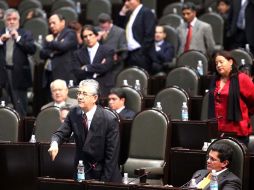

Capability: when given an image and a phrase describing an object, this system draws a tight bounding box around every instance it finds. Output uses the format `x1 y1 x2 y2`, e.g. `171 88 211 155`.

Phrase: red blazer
214 73 254 136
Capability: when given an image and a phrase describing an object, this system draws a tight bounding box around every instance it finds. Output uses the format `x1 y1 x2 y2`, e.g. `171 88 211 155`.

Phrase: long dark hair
213 50 238 78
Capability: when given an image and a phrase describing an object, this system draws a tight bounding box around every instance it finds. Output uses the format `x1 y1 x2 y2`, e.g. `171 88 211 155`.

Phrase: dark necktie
184 24 192 52
82 113 88 137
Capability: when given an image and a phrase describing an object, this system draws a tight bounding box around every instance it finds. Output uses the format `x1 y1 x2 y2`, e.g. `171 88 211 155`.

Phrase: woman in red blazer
208 50 254 145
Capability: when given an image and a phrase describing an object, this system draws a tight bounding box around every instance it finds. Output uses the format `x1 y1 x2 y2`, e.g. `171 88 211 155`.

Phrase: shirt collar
116 106 125 113
187 17 197 27
85 105 97 121
155 40 164 46
132 4 143 16
87 42 99 52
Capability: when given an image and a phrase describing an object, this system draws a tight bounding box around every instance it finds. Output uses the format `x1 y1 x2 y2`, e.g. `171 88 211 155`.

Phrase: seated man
41 79 78 110
190 142 241 189
153 25 174 73
108 88 136 120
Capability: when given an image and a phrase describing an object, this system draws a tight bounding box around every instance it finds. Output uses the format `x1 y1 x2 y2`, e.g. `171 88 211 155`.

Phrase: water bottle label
77 173 85 181
210 183 218 190
182 112 188 121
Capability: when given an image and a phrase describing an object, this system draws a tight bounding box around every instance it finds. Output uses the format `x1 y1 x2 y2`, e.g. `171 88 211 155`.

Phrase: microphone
127 171 151 184
180 173 201 188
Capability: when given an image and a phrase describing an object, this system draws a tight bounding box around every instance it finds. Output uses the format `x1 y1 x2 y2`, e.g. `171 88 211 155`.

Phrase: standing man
48 79 122 182
97 13 128 86
40 14 78 89
73 25 114 97
0 8 36 117
118 0 158 73
177 2 215 55
190 142 241 189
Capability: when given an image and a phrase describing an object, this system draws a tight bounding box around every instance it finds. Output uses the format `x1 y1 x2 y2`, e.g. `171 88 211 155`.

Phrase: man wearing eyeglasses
189 143 241 189
48 79 122 182
73 25 114 97
108 87 136 120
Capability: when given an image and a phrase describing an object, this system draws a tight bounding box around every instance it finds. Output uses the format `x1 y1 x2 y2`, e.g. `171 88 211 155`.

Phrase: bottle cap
79 160 83 164
135 79 140 84
124 173 128 177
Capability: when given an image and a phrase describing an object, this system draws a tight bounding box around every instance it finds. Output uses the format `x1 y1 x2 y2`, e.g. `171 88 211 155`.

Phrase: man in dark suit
40 14 78 88
189 143 241 189
108 87 136 120
73 25 114 97
97 13 128 86
48 79 122 182
118 0 158 74
154 25 174 74
0 8 36 117
245 0 254 55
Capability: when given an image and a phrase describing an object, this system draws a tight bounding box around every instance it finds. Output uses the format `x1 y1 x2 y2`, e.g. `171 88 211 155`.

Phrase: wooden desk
39 143 76 179
0 142 39 190
169 148 206 187
171 120 218 149
37 177 83 190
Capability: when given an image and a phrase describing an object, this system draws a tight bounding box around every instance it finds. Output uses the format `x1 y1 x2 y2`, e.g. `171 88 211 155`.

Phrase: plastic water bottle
122 172 129 184
181 102 188 121
29 134 36 143
134 80 141 91
77 160 85 182
189 178 197 188
210 170 218 190
76 1 81 14
241 59 246 66
123 79 129 86
155 101 162 111
245 43 250 53
197 60 204 76
68 80 74 88
202 142 209 151
0 100 5 107
38 35 43 46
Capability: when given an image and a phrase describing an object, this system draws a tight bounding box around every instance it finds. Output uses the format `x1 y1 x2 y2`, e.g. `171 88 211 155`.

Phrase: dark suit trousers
126 48 151 73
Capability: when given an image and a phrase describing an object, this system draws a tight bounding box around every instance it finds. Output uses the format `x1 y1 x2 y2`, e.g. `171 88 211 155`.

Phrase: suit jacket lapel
91 45 102 64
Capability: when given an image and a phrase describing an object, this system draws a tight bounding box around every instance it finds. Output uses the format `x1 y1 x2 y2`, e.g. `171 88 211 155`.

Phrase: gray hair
4 8 20 21
79 79 99 95
50 79 67 90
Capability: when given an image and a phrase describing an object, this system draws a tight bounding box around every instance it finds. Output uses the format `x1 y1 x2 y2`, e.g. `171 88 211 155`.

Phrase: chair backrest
86 0 112 25
34 106 61 142
207 137 249 190
199 12 224 49
166 67 200 96
121 86 143 113
116 66 149 96
158 14 183 29
0 0 9 10
18 0 42 15
104 107 120 123
200 91 209 120
68 86 78 99
51 0 76 12
142 0 157 14
20 8 47 26
154 86 189 119
176 50 209 75
0 106 20 142
163 25 179 56
23 17 49 40
162 2 183 16
124 109 170 178
53 7 78 22
231 49 253 68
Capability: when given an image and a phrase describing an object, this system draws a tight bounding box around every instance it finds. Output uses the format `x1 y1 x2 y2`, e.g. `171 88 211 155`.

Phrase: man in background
177 2 215 55
108 87 136 120
0 8 36 117
41 79 77 110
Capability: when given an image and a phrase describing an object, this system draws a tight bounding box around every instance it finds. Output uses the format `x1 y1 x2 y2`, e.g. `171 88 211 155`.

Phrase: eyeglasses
207 156 220 162
77 91 95 97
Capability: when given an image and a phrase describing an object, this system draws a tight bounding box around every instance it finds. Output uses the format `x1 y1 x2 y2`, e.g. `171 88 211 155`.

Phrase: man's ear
222 160 229 168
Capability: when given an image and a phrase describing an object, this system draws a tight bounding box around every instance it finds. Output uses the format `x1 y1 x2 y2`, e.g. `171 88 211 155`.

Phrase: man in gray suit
177 2 215 55
41 79 77 110
97 13 127 86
